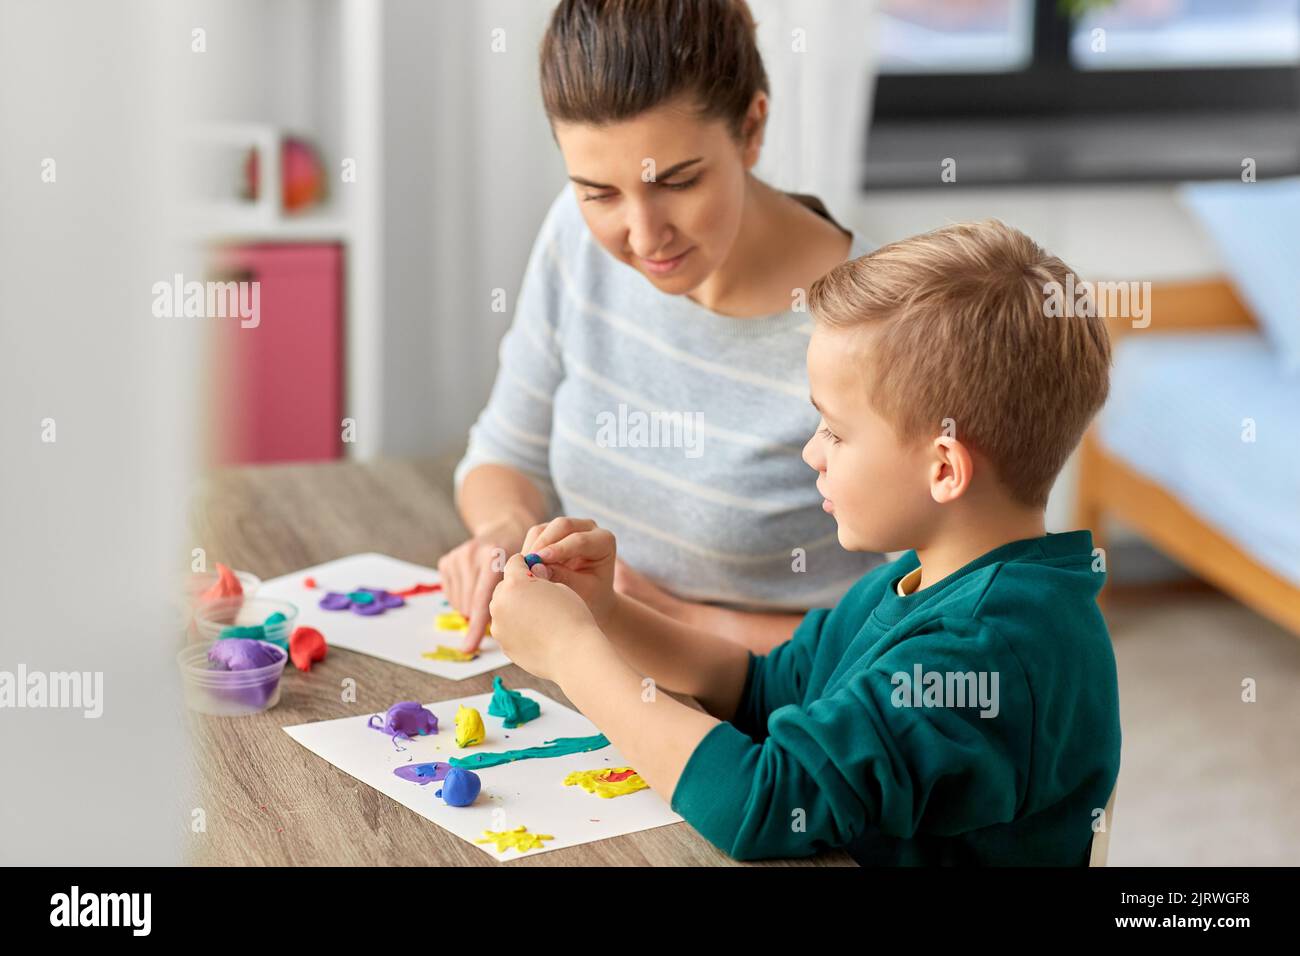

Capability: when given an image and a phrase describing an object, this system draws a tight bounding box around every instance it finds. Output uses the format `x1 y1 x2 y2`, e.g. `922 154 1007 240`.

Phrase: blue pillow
1180 177 1300 374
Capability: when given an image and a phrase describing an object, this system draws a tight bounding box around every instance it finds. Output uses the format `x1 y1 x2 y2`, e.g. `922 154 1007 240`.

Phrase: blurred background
2 0 1296 864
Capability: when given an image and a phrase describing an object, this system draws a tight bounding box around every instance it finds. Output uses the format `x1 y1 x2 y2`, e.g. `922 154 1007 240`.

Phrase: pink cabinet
210 243 343 464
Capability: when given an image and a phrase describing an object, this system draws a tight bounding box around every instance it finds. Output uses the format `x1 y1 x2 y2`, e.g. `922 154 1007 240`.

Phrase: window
867 0 1300 186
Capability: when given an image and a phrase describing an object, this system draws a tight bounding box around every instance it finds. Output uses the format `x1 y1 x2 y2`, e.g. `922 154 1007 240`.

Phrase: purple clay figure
320 588 406 615
369 701 438 742
206 639 285 710
393 762 452 785
358 588 405 610
207 638 282 671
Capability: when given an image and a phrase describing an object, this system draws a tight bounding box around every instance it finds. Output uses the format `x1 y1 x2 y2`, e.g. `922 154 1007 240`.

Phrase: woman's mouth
639 248 692 275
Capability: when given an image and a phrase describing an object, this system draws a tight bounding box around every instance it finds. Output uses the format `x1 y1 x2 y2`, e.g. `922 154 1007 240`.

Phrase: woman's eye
661 175 700 191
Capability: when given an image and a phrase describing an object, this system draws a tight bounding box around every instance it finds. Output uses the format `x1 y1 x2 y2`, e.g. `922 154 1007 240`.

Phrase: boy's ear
929 435 974 505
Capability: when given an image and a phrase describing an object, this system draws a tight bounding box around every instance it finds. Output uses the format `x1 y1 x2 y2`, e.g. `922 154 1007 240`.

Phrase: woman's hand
521 517 618 628
613 558 690 620
437 511 531 653
488 552 602 682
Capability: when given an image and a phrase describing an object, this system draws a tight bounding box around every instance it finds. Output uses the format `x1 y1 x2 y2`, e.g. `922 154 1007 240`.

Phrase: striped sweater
455 186 881 612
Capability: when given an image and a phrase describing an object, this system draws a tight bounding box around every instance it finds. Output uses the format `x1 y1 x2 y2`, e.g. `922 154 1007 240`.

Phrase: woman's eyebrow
569 157 703 190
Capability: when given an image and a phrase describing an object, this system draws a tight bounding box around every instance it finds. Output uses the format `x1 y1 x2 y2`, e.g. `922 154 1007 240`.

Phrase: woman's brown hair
540 0 769 139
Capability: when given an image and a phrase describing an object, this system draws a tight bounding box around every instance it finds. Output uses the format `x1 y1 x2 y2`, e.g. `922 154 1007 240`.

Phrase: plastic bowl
194 597 298 650
178 641 288 716
182 568 262 604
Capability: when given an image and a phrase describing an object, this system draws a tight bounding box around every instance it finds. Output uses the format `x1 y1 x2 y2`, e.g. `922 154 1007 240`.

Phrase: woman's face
552 95 764 296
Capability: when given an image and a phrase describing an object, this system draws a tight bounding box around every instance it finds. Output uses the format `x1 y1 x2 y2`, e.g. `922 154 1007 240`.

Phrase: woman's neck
688 176 843 318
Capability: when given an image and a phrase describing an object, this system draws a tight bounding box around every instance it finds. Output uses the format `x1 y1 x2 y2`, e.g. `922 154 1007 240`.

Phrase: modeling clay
219 624 266 641
487 676 540 728
200 563 243 603
454 705 485 748
524 553 544 569
303 576 317 589
440 768 481 807
392 582 441 597
319 588 406 616
393 761 451 785
449 733 610 770
422 645 477 662
289 626 327 671
435 611 491 636
476 826 553 853
207 638 282 671
369 701 438 739
563 767 648 798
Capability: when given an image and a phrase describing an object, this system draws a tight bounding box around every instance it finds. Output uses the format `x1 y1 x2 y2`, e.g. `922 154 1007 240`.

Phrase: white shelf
183 209 353 244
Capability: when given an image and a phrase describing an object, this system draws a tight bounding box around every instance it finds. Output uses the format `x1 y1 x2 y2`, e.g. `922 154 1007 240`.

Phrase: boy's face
803 326 937 553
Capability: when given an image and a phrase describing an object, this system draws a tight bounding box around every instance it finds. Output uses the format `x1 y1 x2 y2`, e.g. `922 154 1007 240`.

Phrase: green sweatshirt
670 531 1121 865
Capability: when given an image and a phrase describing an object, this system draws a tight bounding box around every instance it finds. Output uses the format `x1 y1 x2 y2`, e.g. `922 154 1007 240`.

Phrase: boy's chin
835 520 895 555
835 523 872 553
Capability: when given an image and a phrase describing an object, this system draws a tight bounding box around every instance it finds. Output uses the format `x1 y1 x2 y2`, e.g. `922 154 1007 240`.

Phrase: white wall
380 0 566 459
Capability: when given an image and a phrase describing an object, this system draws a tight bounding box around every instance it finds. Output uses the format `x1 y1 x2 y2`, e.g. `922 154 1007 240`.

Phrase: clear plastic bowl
178 641 288 716
182 568 262 604
194 597 298 650
177 569 263 642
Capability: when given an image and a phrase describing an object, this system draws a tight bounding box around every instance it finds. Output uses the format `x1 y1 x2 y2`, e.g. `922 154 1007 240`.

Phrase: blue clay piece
441 768 481 807
524 553 543 569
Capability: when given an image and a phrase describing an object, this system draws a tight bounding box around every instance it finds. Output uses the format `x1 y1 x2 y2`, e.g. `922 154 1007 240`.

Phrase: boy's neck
913 507 1047 592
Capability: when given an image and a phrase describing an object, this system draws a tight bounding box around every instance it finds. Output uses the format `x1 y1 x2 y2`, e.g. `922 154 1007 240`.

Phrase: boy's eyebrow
809 394 837 421
569 157 703 190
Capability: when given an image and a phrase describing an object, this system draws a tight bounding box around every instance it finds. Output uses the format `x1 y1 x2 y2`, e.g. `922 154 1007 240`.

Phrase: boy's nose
801 434 822 472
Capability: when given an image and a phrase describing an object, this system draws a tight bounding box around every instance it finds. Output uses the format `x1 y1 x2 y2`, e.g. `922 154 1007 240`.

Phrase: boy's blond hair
808 220 1111 509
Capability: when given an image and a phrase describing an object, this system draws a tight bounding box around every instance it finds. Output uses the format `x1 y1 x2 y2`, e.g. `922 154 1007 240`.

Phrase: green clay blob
449 733 610 770
486 676 541 728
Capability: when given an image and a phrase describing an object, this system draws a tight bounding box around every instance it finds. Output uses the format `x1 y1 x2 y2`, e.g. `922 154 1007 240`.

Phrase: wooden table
187 457 854 866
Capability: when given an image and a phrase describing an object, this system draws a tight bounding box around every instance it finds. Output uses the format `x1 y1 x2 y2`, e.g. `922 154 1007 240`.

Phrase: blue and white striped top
455 186 881 612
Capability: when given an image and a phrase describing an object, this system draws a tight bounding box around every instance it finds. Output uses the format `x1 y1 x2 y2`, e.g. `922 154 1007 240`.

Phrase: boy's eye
818 424 840 445
582 191 616 203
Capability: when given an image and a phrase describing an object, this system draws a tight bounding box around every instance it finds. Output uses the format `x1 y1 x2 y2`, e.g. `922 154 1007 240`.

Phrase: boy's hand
521 517 618 628
488 552 601 682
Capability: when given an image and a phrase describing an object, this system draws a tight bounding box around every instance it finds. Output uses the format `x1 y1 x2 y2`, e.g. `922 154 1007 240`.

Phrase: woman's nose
625 201 670 258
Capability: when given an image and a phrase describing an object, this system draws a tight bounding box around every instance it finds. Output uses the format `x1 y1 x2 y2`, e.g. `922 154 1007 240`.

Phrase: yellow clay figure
422 644 477 662
455 705 485 748
476 826 554 853
436 612 489 635
562 767 648 799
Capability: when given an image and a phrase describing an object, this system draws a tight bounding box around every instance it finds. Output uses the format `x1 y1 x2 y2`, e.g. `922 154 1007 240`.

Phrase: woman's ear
929 435 974 505
740 90 768 169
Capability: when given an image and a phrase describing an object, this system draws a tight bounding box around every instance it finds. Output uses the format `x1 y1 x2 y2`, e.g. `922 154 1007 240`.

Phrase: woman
442 0 881 654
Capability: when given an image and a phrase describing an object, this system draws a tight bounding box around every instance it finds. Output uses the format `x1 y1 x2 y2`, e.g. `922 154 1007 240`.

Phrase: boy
487 220 1121 865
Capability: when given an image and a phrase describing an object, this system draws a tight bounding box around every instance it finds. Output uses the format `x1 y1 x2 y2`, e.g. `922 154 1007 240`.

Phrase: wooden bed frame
1074 279 1300 638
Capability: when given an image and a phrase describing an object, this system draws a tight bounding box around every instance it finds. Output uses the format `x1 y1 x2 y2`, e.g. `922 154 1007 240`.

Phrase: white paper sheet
257 552 510 679
283 690 683 860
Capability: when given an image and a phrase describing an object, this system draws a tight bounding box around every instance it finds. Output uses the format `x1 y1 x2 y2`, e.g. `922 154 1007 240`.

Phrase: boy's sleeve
730 608 829 740
672 617 1033 861
452 190 571 517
